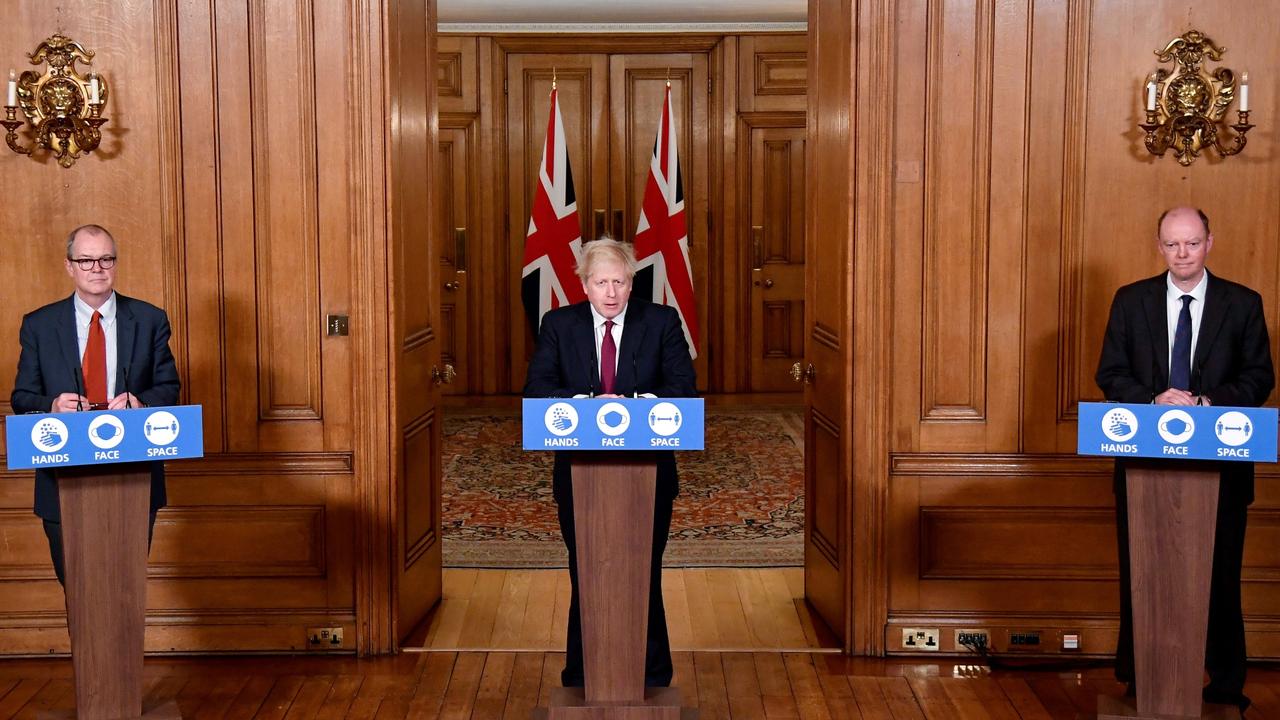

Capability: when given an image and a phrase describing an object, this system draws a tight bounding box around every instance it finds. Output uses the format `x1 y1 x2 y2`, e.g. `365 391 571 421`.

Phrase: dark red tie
600 319 616 395
83 310 107 405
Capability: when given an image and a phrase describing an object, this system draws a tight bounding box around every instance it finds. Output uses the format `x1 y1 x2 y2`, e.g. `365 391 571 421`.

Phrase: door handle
444 281 460 292
762 278 774 289
790 362 815 385
432 364 457 385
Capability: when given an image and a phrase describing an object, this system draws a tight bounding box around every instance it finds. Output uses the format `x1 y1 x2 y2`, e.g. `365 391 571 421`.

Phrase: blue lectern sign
523 398 704 451
1077 402 1277 463
6 405 204 470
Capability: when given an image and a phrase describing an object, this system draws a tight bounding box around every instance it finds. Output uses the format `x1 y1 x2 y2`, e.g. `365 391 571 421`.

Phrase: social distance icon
143 411 181 446
1215 411 1253 447
648 402 683 436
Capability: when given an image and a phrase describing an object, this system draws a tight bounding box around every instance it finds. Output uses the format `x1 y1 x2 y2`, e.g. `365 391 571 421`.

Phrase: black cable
958 637 1112 672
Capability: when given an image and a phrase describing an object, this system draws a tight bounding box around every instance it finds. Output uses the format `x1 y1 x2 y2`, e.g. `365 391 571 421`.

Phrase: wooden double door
504 51 710 390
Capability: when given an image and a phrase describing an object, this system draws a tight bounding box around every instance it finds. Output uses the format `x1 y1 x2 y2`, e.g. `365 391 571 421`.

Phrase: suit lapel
1141 275 1169 387
115 295 137 394
57 296 82 380
1194 272 1229 375
615 302 649 395
571 304 599 394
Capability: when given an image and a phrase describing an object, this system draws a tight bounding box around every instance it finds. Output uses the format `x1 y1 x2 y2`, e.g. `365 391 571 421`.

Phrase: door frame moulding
848 0 897 656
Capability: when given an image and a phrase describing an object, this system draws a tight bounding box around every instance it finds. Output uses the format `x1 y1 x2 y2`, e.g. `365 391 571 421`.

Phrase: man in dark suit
11 224 181 586
523 237 696 688
1096 207 1274 711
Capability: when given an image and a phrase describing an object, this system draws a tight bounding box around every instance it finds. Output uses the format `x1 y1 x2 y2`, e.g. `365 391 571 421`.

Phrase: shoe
1202 687 1250 713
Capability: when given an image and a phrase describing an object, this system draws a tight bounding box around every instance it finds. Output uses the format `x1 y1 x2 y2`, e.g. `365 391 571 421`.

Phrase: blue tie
1169 294 1193 390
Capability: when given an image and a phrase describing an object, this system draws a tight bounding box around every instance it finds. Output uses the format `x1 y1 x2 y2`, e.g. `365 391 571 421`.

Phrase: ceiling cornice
438 21 807 34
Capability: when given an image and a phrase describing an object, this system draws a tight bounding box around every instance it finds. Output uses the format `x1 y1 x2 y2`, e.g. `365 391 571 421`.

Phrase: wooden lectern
53 463 178 720
542 453 694 720
1097 461 1239 720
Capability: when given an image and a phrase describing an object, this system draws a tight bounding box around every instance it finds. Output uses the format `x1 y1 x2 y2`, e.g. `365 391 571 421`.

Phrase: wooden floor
407 568 839 651
3 652 1279 719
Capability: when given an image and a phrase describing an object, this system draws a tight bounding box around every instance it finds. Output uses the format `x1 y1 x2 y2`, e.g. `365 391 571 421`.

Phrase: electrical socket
901 627 940 652
306 626 344 649
1061 630 1081 651
1009 631 1042 648
954 628 990 650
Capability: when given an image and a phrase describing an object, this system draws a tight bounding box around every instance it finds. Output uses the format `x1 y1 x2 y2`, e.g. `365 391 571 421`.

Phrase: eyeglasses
69 256 117 270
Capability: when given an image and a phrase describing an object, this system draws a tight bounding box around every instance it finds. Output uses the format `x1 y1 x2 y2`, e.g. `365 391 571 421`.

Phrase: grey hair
65 224 117 258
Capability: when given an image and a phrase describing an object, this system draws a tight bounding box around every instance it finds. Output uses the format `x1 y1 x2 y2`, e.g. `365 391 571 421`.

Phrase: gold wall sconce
4 34 110 169
1139 30 1252 166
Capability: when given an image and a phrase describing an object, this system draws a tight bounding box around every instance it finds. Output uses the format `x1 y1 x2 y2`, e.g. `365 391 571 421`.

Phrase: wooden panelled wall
432 33 809 395
869 0 1280 657
0 0 413 655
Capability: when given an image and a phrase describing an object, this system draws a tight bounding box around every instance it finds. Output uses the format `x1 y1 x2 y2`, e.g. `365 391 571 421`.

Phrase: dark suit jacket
1095 270 1275 503
11 293 181 521
523 298 697 500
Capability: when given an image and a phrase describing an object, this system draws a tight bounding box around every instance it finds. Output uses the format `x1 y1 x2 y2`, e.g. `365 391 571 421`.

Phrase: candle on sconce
1240 71 1249 112
89 74 100 105
6 69 15 107
1145 75 1157 112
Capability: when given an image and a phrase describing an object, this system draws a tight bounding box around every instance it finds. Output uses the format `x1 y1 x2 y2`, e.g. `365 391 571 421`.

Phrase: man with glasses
11 224 180 586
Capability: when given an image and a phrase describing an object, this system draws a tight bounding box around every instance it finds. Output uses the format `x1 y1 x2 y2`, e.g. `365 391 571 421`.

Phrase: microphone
72 364 85 412
589 342 601 398
632 353 639 399
122 365 133 409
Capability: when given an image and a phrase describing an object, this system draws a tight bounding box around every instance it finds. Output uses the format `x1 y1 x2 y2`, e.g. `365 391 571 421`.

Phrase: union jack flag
521 87 585 333
633 84 699 357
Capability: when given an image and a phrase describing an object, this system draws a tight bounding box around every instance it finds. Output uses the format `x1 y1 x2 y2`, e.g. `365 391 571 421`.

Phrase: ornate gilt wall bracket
3 34 110 169
1139 30 1253 166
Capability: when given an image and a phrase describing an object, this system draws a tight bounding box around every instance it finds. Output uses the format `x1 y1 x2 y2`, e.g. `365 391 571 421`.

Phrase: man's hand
1154 388 1196 405
107 392 143 410
50 393 90 413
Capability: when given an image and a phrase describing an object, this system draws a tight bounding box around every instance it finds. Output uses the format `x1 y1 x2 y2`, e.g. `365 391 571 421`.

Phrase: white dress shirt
73 291 118 399
1166 271 1207 374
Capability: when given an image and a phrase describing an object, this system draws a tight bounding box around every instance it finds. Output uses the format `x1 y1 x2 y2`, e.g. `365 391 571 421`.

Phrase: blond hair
576 236 637 282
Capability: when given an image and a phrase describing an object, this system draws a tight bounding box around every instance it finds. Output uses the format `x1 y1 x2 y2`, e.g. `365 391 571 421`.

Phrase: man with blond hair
524 237 696 689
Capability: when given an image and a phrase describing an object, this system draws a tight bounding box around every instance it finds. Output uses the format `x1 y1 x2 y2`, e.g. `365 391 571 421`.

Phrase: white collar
73 291 117 324
589 303 628 329
1166 271 1208 304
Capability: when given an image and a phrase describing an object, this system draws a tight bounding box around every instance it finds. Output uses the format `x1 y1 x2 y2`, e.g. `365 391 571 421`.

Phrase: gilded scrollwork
1140 30 1252 166
3 34 110 168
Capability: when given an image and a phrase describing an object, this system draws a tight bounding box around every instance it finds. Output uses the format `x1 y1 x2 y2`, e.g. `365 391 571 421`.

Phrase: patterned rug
442 406 804 568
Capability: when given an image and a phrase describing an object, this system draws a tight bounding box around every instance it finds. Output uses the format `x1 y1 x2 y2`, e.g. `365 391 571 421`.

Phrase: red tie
600 320 616 395
83 311 107 405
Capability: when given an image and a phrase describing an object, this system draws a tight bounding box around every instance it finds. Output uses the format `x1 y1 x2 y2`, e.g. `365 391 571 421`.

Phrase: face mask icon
1157 409 1195 444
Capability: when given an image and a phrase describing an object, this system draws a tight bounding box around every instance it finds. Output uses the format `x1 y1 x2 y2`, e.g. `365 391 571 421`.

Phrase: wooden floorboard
409 567 836 652
3 654 1279 719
